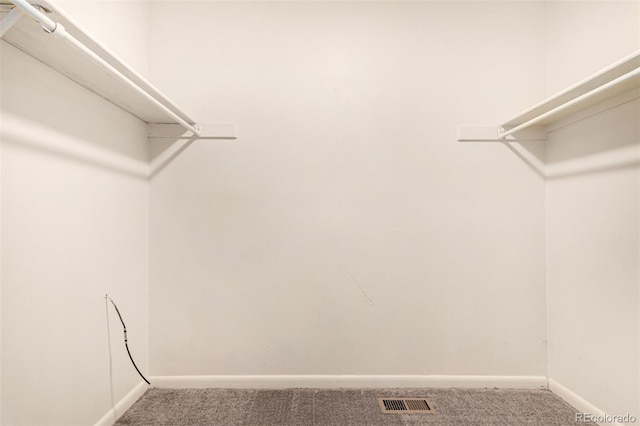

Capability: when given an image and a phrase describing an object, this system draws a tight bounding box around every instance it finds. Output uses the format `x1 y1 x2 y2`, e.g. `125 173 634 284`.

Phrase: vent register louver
377 398 433 413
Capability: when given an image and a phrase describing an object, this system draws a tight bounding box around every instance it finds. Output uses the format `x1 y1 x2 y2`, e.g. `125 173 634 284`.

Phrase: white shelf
0 0 200 130
458 49 640 142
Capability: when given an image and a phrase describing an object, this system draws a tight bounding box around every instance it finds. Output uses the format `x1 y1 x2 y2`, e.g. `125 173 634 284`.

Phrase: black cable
107 295 151 385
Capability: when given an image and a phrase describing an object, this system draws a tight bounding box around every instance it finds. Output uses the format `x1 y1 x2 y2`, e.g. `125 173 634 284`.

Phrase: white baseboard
549 379 627 426
95 381 149 426
149 375 548 390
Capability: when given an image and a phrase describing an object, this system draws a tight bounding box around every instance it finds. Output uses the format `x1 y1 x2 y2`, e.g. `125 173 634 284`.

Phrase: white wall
148 1 548 378
545 1 640 423
0 2 150 424
5 1 638 424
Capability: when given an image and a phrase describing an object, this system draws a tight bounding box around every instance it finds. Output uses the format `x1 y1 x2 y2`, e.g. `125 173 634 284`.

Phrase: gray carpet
115 388 592 425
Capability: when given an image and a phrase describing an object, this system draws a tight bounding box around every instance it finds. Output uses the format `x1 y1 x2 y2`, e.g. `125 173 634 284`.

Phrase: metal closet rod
9 0 202 137
499 66 640 140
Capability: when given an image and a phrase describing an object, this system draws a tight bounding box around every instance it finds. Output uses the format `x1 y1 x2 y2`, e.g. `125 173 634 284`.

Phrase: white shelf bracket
0 7 24 38
147 123 237 140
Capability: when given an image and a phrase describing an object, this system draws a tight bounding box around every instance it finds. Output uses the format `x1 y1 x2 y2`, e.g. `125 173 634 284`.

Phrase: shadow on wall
148 138 196 179
0 116 237 182
501 141 546 179
1 113 148 180
1 43 148 165
499 98 639 181
545 98 640 180
148 136 238 179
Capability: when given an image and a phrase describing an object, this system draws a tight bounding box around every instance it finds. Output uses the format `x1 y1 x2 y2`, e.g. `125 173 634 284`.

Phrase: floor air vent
377 397 433 413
